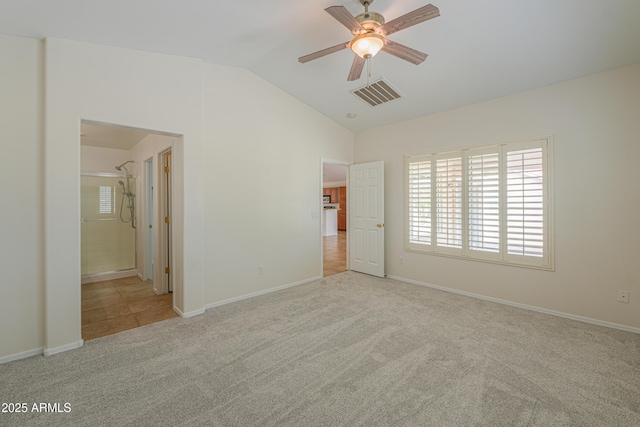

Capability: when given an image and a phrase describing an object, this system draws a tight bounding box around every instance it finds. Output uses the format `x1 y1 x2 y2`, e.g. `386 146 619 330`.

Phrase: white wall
0 35 43 361
355 63 640 330
202 63 353 304
43 38 204 353
81 146 131 174
0 35 353 361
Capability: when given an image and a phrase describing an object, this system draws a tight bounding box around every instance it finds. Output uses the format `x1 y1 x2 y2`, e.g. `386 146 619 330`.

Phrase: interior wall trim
0 347 44 365
204 276 322 311
388 275 640 335
43 340 84 357
173 306 205 319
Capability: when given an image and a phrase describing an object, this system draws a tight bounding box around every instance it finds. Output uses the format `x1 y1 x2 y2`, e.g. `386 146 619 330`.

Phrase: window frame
404 136 554 270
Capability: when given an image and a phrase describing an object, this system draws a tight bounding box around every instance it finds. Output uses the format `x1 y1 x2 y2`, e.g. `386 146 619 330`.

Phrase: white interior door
349 161 384 277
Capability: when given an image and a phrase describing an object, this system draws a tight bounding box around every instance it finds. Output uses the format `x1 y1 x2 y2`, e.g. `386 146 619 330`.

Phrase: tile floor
81 276 178 340
323 230 347 277
83 234 345 340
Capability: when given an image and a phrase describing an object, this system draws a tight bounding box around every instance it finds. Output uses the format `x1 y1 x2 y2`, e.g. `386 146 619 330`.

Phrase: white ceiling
323 163 348 183
3 0 640 132
81 122 149 150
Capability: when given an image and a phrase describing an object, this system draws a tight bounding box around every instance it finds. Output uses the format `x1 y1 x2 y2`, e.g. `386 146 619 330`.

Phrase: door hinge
164 166 170 173
165 267 170 274
149 224 152 229
165 217 170 224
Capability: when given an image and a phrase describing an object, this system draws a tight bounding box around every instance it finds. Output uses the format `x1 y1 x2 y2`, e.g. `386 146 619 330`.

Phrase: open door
349 161 384 277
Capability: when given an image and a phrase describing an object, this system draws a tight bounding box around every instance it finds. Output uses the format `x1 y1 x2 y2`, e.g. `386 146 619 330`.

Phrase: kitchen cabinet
323 186 347 231
331 187 339 203
322 188 330 201
338 186 347 231
322 187 338 203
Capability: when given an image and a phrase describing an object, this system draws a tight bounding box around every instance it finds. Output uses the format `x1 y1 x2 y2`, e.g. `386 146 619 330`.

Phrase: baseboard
0 347 44 365
81 269 138 284
204 276 322 311
43 340 84 357
173 306 205 318
387 275 640 335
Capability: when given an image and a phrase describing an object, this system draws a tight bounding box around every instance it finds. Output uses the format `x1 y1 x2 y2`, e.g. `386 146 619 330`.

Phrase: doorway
80 120 179 340
322 161 348 277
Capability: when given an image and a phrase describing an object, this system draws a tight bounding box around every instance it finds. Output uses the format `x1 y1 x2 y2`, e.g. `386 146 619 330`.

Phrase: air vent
351 78 403 107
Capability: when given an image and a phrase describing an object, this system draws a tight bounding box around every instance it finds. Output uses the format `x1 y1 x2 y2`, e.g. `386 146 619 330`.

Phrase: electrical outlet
618 290 629 303
259 265 265 275
399 257 404 264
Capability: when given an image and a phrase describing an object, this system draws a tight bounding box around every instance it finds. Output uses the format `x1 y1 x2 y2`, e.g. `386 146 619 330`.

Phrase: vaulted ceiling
2 0 640 132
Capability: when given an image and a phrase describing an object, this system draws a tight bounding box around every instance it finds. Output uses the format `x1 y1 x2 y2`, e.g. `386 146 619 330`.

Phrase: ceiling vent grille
351 79 403 107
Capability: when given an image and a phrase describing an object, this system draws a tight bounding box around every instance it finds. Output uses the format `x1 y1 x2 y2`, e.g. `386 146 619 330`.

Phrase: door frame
143 157 154 281
156 148 173 294
320 158 351 276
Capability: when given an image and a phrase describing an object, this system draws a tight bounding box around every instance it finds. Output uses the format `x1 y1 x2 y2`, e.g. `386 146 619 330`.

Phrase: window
99 185 116 214
405 137 553 269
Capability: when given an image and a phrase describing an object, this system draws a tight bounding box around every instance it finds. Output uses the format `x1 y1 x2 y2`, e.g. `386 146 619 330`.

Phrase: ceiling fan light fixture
350 33 385 58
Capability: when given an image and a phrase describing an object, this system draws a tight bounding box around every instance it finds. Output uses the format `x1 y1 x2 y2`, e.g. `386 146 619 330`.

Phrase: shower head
115 160 134 172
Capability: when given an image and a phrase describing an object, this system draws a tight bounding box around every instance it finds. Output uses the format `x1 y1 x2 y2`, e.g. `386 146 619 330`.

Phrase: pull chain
366 56 372 87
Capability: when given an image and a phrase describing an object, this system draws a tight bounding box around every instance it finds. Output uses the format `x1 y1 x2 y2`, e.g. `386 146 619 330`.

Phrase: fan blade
325 6 364 35
381 40 428 65
347 55 366 81
377 4 440 36
298 42 349 63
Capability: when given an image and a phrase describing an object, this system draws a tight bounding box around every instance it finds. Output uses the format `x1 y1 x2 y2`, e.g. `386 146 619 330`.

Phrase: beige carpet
2 272 639 426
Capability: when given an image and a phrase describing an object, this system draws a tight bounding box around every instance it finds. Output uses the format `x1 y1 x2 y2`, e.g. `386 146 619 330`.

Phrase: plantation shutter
435 153 463 254
404 137 552 270
505 140 549 267
99 185 116 215
467 148 500 259
406 155 432 250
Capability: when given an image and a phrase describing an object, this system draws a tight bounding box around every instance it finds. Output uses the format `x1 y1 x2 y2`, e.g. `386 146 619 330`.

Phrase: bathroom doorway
80 120 179 340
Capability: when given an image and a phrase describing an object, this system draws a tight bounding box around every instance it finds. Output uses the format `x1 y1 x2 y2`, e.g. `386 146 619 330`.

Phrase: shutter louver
436 156 463 250
468 151 500 253
407 157 432 246
506 147 544 258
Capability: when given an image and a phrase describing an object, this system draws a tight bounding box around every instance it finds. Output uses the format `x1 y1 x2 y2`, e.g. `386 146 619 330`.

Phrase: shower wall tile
81 176 136 276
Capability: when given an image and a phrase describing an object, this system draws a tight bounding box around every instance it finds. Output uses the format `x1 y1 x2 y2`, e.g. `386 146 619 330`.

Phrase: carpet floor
2 272 639 426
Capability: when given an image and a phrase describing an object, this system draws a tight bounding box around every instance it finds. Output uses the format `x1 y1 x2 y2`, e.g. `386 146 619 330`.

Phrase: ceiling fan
298 0 440 81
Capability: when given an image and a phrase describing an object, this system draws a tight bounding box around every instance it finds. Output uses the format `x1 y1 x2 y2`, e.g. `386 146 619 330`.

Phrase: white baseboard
388 275 640 335
43 340 84 357
0 347 44 365
81 269 138 284
174 306 205 318
204 276 322 311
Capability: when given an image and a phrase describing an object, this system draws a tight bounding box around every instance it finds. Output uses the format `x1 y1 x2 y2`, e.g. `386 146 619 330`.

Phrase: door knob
376 224 383 228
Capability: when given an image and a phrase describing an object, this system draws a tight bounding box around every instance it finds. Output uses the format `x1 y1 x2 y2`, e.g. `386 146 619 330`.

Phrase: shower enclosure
81 170 137 282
